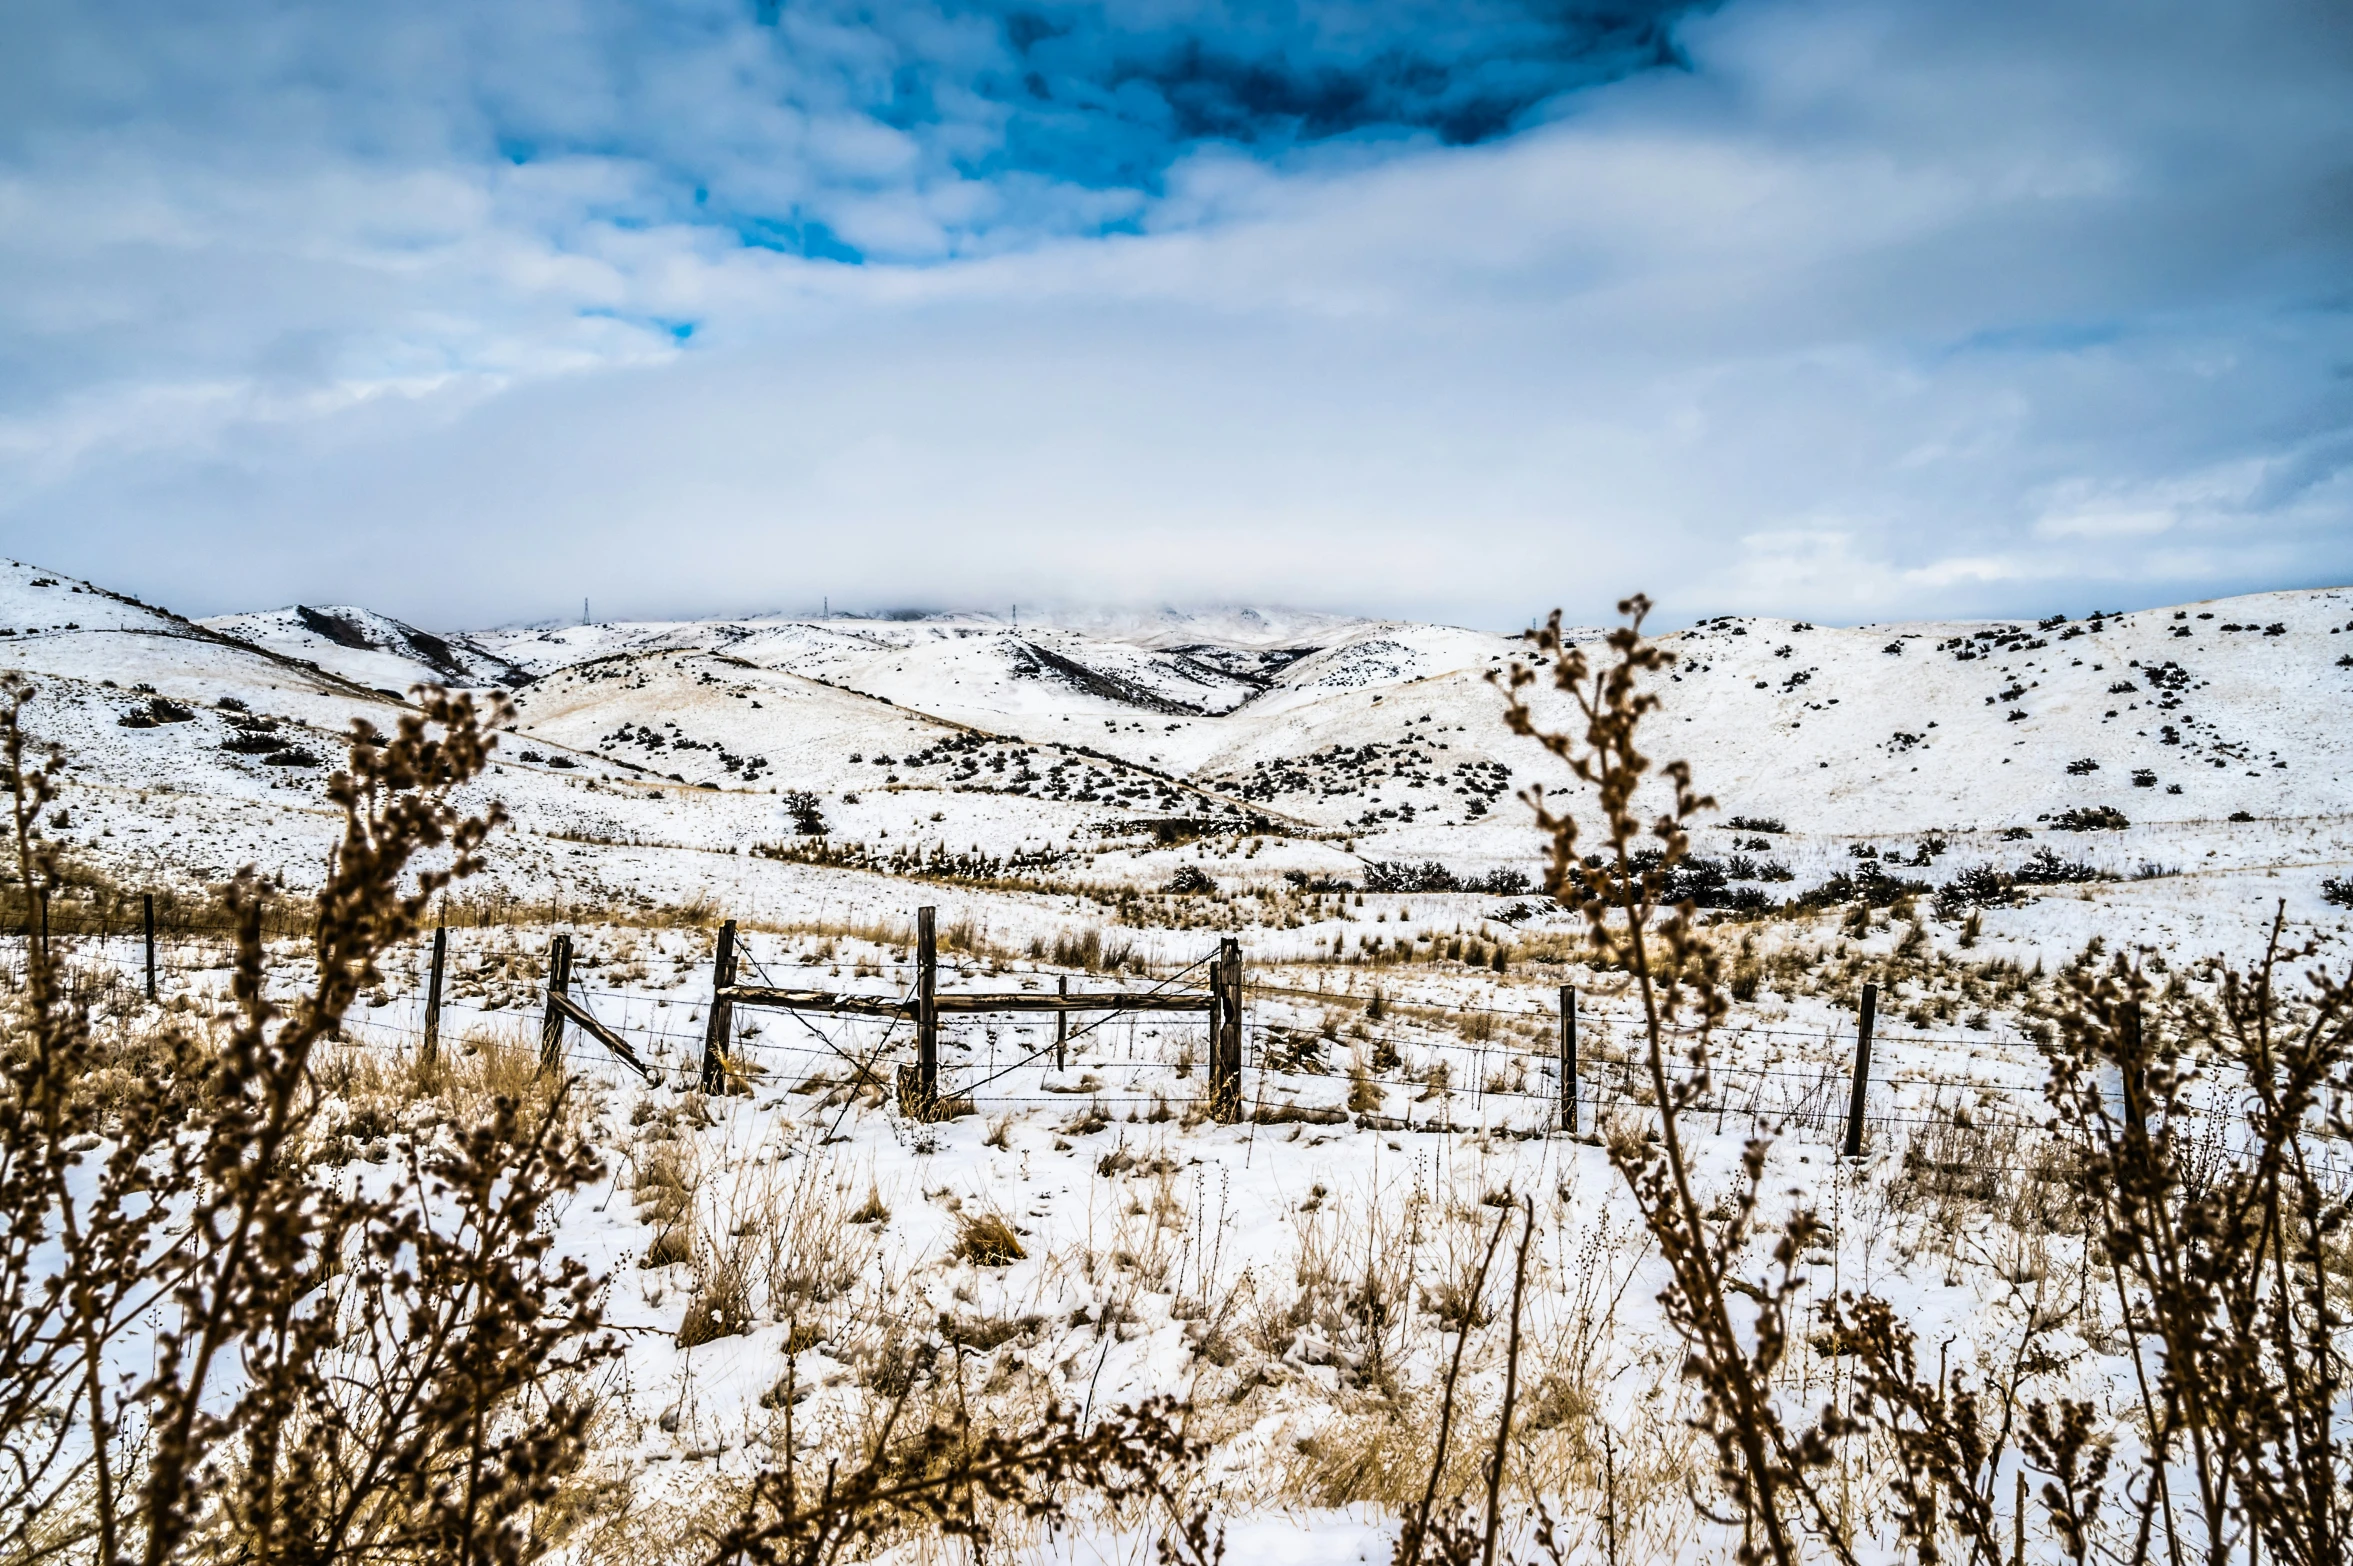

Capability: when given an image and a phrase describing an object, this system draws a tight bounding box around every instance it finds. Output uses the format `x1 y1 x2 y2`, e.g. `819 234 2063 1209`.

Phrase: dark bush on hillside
2051 805 2130 831
1604 850 1788 910
1363 860 1459 893
782 790 828 835
1932 864 2017 918
1792 864 1931 911
2322 877 2353 909
116 696 195 728
1725 815 1787 833
2014 846 2103 885
1470 866 1532 895
2065 758 2100 775
2230 809 2256 822
1662 855 1731 906
1280 869 1358 893
1164 864 1216 895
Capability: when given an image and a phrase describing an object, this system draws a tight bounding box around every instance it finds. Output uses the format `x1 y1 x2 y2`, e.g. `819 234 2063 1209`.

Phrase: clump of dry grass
954 1210 1027 1266
417 1022 575 1127
631 1137 698 1270
677 1224 758 1347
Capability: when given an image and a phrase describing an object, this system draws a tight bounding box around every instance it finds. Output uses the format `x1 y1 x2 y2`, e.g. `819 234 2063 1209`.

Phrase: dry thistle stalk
1 680 620 1566
1496 601 1855 1566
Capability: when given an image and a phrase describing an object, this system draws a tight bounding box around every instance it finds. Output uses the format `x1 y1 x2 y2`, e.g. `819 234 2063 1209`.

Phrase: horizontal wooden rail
716 984 1212 1016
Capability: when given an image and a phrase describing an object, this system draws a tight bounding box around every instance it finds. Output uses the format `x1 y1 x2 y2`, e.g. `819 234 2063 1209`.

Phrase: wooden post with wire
1843 981 1878 1158
1204 951 1223 1107
1055 974 1068 1070
539 932 573 1071
701 918 738 1094
422 924 447 1066
1208 936 1243 1121
1560 985 1577 1134
2119 1000 2147 1139
896 906 938 1116
143 892 157 1002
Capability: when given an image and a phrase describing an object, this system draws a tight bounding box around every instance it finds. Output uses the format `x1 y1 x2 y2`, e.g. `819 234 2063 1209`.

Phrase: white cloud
0 0 2346 628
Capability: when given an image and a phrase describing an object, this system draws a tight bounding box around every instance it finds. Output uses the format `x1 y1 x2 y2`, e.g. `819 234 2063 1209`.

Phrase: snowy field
8 555 2353 1562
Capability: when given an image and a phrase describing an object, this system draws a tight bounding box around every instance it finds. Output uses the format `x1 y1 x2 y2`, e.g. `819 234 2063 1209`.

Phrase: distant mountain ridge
200 604 535 694
5 552 2352 930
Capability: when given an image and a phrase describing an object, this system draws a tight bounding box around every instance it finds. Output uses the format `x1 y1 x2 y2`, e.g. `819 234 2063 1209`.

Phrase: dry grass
677 1220 758 1347
756 1147 866 1313
954 1210 1027 1266
420 1023 574 1123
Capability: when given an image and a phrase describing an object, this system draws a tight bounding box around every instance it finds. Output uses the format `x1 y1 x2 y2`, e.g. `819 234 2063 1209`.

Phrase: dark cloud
0 0 1701 262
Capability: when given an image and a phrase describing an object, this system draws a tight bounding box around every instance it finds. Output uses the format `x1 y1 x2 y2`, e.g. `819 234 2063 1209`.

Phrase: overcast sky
3 0 2348 632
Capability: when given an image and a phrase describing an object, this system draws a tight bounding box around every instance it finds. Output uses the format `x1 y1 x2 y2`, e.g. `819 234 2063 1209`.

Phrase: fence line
24 922 2325 1158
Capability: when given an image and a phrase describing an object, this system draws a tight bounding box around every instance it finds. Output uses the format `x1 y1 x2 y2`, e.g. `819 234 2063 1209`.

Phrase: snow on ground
11 554 2353 1560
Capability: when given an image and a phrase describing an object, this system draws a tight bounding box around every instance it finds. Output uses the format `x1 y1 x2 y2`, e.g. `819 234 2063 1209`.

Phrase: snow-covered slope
201 605 533 694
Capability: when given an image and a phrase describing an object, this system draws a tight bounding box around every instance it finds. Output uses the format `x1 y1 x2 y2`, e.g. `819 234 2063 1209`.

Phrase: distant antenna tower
583 597 589 625
1013 603 1018 629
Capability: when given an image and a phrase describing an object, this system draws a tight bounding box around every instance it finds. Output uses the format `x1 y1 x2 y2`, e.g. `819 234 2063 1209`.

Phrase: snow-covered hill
202 604 534 694
5 554 2352 945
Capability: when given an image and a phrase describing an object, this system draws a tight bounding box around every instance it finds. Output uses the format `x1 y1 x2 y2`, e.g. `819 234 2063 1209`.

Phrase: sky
1 0 2349 633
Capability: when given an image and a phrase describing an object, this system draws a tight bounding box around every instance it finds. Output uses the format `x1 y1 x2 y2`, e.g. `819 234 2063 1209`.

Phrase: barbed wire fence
21 905 2343 1182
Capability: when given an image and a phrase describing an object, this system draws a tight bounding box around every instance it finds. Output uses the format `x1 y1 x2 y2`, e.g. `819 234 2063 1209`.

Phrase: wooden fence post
422 924 447 1066
1211 936 1242 1121
1843 981 1878 1158
701 919 738 1094
1561 985 1577 1134
1205 954 1223 1107
539 932 572 1072
143 892 156 1001
1055 974 1068 1071
1228 939 1245 1113
916 907 938 1107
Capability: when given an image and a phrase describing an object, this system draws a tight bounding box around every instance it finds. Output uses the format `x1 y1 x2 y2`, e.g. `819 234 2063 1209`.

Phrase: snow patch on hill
202 605 534 694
